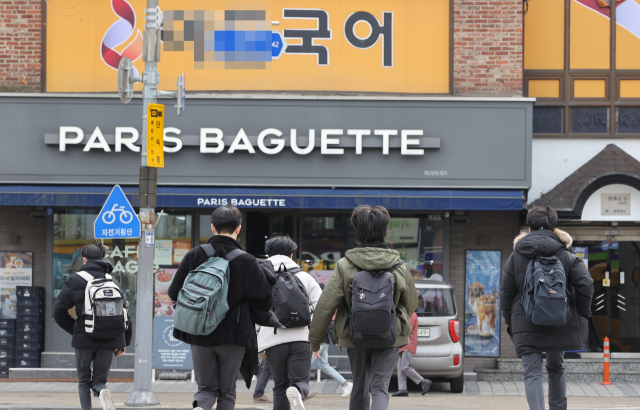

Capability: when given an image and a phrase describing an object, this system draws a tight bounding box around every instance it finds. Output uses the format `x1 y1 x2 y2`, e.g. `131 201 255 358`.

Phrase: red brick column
0 0 42 92
453 0 523 96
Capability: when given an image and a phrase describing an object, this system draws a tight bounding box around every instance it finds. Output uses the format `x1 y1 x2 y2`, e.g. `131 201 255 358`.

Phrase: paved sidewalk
0 380 639 397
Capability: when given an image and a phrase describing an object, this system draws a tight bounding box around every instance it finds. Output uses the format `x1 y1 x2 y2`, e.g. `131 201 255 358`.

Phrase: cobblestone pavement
0 380 639 397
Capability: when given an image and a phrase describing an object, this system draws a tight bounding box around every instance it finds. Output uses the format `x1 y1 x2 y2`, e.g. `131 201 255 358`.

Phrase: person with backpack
257 234 322 410
501 206 594 410
309 205 419 410
54 241 132 410
392 311 431 397
168 205 273 410
312 283 353 398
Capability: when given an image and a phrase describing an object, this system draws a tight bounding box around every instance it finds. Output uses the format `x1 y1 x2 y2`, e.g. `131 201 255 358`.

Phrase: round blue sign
600 241 610 251
46 207 54 216
611 241 619 250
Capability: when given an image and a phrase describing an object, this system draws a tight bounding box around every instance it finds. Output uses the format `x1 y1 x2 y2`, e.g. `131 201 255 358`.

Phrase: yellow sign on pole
147 103 164 168
603 278 611 287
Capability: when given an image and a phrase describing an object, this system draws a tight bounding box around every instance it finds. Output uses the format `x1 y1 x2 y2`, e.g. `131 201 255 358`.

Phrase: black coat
501 229 594 357
168 235 273 350
54 258 132 350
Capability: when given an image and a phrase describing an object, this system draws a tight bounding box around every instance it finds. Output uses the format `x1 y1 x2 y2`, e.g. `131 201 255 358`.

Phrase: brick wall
448 211 522 371
0 207 47 288
0 0 42 92
453 0 523 96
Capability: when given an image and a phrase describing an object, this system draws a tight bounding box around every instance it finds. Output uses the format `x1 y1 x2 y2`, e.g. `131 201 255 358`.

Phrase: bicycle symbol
6 257 23 269
102 204 134 225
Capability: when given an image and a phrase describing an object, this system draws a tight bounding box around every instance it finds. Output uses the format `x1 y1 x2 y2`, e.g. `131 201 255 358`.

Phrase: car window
416 288 455 317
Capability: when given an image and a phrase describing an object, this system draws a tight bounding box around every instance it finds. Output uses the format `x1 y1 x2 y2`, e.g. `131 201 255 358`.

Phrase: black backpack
272 264 311 332
349 260 403 348
521 251 572 326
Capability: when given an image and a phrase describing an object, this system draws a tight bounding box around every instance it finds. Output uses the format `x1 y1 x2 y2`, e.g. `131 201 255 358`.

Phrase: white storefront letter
347 129 370 155
115 127 140 152
59 126 84 152
83 126 111 152
321 129 344 155
401 130 424 155
257 128 284 154
164 127 183 153
374 129 398 155
291 129 315 155
228 128 256 154
200 128 224 153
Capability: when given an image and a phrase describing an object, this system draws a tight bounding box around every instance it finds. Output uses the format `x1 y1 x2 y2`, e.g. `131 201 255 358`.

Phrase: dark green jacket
308 245 419 352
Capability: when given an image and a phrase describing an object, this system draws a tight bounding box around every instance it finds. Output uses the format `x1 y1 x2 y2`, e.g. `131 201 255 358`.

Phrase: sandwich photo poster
464 250 501 357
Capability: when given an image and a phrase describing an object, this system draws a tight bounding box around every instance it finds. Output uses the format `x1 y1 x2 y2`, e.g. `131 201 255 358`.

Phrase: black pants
266 341 311 410
253 358 272 399
191 344 245 410
75 348 114 410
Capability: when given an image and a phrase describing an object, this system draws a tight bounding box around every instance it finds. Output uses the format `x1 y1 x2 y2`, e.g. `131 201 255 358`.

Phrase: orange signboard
46 0 450 94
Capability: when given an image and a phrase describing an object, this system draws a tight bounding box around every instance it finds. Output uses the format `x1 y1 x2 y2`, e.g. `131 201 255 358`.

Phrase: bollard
601 337 612 385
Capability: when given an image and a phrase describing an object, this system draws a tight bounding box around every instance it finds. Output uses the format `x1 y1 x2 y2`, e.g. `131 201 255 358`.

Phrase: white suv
395 280 464 393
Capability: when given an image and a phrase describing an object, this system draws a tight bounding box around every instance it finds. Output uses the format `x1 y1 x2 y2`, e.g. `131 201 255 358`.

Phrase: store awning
0 185 524 211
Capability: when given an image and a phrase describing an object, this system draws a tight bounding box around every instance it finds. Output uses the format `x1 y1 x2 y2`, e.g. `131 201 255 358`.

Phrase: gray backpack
522 252 572 326
349 260 403 348
174 245 244 336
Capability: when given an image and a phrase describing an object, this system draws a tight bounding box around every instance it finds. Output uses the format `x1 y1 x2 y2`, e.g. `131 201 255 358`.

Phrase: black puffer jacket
54 258 132 350
501 229 594 357
168 235 273 350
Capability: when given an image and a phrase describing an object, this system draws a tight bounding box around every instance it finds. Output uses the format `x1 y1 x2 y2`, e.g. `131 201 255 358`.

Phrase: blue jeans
313 342 346 385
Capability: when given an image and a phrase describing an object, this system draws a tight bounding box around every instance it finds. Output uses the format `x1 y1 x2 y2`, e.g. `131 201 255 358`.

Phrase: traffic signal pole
126 0 160 406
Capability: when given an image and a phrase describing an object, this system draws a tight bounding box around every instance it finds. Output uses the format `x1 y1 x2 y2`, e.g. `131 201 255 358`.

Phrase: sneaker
286 386 305 410
98 389 116 410
253 395 272 403
392 389 409 397
341 382 353 398
252 375 258 382
303 391 317 402
192 400 203 410
420 379 433 395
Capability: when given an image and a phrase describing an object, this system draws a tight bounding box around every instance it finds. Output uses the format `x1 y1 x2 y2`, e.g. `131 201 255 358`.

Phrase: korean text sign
46 0 450 94
464 250 501 357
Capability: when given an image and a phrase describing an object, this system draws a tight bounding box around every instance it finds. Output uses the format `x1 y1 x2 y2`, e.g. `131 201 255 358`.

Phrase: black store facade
0 94 533 370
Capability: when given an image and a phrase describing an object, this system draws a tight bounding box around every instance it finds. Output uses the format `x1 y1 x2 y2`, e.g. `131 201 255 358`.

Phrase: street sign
147 103 164 168
145 231 155 247
272 30 287 60
604 230 618 236
600 241 610 251
611 241 619 250
603 278 611 287
94 185 141 239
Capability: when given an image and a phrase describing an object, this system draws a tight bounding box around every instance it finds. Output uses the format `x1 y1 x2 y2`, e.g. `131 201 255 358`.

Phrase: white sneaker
252 375 258 381
341 382 353 398
98 389 116 410
286 386 305 410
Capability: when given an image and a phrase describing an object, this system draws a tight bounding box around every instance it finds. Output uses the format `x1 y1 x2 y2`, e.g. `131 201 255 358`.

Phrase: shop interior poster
154 240 173 266
0 252 33 319
464 250 501 357
155 268 176 317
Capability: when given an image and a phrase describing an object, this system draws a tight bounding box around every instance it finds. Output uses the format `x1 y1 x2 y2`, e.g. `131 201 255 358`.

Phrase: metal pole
606 246 611 339
126 0 160 406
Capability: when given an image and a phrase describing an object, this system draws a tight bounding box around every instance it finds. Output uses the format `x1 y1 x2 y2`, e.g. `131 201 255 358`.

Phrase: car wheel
450 374 464 393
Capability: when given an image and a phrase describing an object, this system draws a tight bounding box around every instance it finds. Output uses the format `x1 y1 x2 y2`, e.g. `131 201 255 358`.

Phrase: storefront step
476 368 640 383
40 352 135 369
9 368 134 379
495 358 640 373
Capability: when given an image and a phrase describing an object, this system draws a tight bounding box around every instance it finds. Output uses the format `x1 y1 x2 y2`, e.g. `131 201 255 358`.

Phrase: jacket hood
80 258 114 274
268 254 300 272
345 247 400 271
513 228 573 258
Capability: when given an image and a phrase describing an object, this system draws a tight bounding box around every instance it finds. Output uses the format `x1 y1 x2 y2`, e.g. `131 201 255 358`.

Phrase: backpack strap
75 271 94 283
201 244 215 258
225 248 246 263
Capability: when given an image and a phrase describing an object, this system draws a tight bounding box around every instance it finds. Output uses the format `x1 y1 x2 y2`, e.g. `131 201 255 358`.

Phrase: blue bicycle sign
94 185 141 239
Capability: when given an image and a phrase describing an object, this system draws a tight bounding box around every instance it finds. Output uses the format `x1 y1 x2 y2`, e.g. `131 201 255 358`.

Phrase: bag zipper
189 280 216 291
177 301 204 311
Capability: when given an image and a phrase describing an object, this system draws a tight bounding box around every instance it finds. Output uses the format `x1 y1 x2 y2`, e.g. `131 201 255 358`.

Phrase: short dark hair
82 241 106 260
350 205 391 243
211 205 242 234
265 233 298 257
526 206 558 230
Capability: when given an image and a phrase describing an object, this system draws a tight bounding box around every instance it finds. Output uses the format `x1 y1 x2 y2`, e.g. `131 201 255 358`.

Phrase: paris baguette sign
44 126 441 155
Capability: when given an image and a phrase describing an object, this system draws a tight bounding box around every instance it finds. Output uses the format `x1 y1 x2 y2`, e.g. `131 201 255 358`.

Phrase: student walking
501 206 594 410
168 205 273 410
312 283 353 398
54 241 132 410
392 311 431 396
257 234 322 410
309 205 419 410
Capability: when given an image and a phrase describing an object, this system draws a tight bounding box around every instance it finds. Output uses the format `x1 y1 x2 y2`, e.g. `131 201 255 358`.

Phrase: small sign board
604 230 618 236
601 193 630 216
152 316 193 370
603 278 611 287
94 186 141 239
145 231 155 247
147 103 165 168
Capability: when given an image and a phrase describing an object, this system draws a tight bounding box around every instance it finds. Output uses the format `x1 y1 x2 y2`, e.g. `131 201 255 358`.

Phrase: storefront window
299 214 444 283
53 211 192 318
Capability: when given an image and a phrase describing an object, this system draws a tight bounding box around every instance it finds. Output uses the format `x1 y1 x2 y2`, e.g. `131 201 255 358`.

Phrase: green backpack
174 245 244 336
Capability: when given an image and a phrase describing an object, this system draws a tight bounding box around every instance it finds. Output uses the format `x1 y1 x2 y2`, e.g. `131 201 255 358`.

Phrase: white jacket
257 255 322 352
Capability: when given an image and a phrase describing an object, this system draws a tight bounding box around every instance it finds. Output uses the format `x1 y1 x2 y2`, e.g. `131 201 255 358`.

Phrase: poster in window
152 316 193 370
464 250 501 357
154 240 173 266
173 240 191 264
0 252 33 319
155 268 177 317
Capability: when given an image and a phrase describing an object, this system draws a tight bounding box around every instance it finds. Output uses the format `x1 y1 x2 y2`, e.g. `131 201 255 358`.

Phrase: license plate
417 328 430 337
